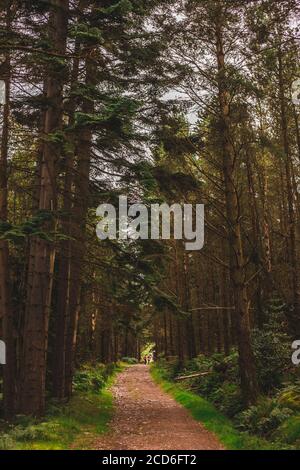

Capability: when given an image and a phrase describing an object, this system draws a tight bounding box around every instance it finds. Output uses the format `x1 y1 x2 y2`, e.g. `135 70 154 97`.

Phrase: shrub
121 357 138 364
0 433 15 450
154 358 182 380
252 302 291 393
277 382 300 412
236 398 293 436
210 382 244 418
156 352 242 419
275 415 300 445
0 421 64 449
11 422 61 442
183 352 240 404
73 364 110 392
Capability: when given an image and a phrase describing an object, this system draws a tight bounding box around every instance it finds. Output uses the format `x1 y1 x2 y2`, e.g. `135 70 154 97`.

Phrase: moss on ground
0 363 124 450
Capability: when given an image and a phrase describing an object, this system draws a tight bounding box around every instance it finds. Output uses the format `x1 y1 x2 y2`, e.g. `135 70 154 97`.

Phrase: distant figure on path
142 352 154 365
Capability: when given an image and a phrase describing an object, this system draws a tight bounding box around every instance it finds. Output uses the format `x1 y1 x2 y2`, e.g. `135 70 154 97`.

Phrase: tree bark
215 16 258 405
277 45 300 337
20 0 69 416
64 54 95 397
0 0 15 419
52 38 80 400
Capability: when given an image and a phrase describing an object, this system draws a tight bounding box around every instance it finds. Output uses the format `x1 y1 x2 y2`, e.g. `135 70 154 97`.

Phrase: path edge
150 364 276 451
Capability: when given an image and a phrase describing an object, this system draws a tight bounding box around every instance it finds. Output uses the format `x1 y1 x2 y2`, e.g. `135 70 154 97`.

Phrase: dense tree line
0 0 299 419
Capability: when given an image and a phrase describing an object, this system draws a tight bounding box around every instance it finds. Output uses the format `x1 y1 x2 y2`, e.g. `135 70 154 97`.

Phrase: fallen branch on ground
175 371 212 381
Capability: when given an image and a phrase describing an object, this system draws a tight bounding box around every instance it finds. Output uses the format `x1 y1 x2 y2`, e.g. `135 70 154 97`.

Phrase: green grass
151 365 286 450
0 363 124 450
275 415 300 446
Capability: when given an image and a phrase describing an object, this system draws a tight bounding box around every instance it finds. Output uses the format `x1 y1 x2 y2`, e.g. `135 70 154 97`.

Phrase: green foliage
121 357 139 364
277 382 300 412
141 342 155 358
0 433 16 450
95 0 133 19
5 422 62 443
151 365 285 450
73 363 119 392
0 363 122 450
0 391 106 450
0 211 53 244
154 114 197 165
74 97 140 135
151 357 182 380
275 415 300 445
0 211 73 244
39 55 68 75
154 353 243 418
70 24 103 44
252 304 291 393
210 383 243 418
129 161 159 196
153 350 300 449
236 398 293 437
43 130 66 145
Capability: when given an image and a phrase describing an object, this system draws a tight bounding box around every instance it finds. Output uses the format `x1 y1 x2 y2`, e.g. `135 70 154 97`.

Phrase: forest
0 0 300 452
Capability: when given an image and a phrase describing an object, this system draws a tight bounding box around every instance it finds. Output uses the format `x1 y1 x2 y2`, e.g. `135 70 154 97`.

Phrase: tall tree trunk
20 0 69 415
163 311 168 356
52 38 80 400
215 17 258 405
278 46 300 337
246 152 264 325
0 0 15 419
183 250 195 359
221 267 231 355
174 243 184 363
64 54 95 397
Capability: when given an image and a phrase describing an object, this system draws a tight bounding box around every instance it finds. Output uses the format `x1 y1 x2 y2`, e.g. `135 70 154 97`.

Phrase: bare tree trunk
215 17 258 405
221 267 231 355
174 243 184 363
0 0 15 418
278 46 300 337
52 38 80 400
64 54 95 397
163 312 168 356
183 251 195 359
20 0 69 415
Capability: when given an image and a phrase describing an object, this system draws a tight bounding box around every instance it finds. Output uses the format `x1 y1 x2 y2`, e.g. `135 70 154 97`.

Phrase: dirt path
93 364 224 450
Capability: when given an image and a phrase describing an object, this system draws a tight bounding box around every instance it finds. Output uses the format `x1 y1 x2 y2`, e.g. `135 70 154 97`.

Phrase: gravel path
93 364 224 450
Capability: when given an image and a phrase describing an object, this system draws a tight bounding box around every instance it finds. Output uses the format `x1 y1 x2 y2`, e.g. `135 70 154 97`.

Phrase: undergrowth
151 307 300 450
0 362 123 450
151 364 294 450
